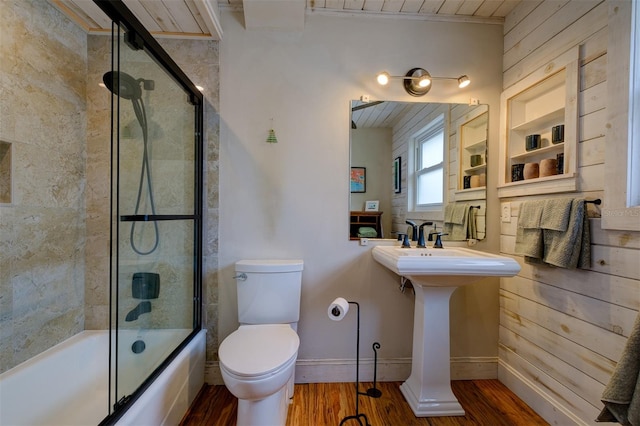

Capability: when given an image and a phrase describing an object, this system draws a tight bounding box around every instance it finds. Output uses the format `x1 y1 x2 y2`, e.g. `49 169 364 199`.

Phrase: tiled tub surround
0 0 87 373
1 0 221 375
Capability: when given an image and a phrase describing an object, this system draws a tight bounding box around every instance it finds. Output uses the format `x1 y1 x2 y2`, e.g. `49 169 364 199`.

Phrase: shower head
103 71 142 100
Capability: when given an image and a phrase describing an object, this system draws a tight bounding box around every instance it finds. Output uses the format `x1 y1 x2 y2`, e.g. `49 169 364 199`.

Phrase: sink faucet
405 220 418 241
433 232 449 249
417 222 433 248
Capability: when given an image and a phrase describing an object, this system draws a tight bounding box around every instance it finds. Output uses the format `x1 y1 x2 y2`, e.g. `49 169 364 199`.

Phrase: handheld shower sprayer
103 71 159 255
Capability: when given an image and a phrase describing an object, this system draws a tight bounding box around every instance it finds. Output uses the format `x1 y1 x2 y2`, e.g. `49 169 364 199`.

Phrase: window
629 0 640 207
603 0 640 230
410 114 445 211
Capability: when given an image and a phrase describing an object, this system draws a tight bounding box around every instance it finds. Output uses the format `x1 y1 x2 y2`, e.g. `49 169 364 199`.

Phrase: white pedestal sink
371 245 520 417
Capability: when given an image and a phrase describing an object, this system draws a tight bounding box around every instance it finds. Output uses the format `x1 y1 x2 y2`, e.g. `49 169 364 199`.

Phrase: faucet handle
398 233 411 248
433 232 448 249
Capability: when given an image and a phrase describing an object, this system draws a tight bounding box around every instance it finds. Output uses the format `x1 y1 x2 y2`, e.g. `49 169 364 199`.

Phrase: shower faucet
125 301 152 322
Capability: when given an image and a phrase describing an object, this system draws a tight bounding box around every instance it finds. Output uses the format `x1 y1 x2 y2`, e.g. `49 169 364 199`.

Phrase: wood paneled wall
390 103 487 238
499 1 640 424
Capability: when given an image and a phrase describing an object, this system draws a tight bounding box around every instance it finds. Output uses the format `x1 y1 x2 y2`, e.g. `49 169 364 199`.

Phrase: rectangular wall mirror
349 100 488 242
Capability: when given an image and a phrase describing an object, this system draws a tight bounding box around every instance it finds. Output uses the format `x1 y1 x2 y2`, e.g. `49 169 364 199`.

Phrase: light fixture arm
376 69 470 96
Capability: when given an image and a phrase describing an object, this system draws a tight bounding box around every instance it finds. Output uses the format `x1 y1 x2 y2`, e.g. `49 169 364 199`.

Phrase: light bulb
376 72 390 86
458 75 470 88
417 76 431 88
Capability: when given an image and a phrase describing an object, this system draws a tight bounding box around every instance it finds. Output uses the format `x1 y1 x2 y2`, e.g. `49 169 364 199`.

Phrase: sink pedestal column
399 284 465 417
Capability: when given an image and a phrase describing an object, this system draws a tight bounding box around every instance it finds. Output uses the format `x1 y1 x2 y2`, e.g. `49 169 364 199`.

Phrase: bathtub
0 329 205 426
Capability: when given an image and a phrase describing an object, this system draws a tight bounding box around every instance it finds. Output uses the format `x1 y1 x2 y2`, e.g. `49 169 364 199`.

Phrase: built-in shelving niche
0 141 11 204
498 47 579 198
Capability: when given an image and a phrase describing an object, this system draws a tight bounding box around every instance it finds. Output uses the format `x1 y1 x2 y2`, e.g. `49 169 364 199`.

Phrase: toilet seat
219 324 299 378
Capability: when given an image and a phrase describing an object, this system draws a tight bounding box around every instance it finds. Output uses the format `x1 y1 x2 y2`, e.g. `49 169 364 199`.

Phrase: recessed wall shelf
498 47 579 198
457 105 488 194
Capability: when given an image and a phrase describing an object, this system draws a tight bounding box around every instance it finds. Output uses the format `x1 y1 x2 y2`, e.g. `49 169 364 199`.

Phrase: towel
597 311 640 425
467 207 478 240
449 203 469 240
357 227 377 238
452 203 468 224
542 199 591 269
443 203 455 236
444 203 455 223
540 198 573 231
515 200 545 260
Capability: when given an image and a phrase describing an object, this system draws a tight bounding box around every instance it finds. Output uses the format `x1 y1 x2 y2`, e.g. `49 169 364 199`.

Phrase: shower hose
129 95 159 255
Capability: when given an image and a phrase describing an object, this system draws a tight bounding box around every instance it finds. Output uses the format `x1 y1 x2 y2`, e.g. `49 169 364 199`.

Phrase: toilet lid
219 324 299 377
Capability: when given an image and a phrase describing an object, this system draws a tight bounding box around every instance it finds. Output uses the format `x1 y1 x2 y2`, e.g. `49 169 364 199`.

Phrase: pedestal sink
371 245 520 417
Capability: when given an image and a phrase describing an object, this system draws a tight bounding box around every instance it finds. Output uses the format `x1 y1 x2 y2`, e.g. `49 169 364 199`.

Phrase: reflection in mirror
349 101 488 242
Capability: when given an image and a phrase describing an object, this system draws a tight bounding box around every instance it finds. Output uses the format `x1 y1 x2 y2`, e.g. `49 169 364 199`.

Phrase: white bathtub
0 329 205 426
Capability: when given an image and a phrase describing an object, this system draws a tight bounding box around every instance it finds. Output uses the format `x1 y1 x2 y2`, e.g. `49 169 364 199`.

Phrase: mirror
349 100 488 241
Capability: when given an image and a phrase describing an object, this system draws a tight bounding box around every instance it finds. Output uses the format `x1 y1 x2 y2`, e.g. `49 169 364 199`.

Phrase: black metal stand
333 301 382 426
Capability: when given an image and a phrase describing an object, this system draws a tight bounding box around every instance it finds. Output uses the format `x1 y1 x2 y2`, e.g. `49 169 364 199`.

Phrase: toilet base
237 386 289 426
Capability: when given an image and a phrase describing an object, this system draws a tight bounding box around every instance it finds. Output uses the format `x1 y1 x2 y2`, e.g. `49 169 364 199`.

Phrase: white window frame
408 113 446 214
603 0 640 230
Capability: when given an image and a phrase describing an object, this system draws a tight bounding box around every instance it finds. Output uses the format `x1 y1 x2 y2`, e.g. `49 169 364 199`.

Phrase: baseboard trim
498 360 588 426
205 356 497 385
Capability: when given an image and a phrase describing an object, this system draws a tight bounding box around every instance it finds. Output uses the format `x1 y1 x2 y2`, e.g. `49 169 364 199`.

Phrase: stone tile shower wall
158 39 220 366
0 0 220 373
0 0 87 373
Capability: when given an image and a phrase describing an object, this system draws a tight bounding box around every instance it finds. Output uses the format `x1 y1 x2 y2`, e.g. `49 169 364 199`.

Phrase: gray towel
519 200 544 228
467 207 477 240
540 198 573 231
447 203 469 240
444 203 455 223
516 199 591 269
452 203 468 225
515 200 545 259
443 203 455 237
543 199 591 269
597 312 640 425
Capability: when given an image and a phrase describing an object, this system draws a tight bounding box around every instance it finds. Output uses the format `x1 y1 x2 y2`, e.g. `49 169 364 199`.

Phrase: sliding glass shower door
107 22 202 414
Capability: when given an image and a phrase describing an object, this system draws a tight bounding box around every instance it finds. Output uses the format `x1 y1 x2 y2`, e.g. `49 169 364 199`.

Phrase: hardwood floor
180 380 549 425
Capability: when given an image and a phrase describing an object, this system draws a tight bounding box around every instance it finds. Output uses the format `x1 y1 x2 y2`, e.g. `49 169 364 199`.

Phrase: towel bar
585 199 601 205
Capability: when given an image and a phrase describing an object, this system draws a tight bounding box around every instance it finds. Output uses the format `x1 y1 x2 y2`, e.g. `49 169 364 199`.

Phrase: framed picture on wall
364 200 379 211
350 167 366 193
394 156 401 193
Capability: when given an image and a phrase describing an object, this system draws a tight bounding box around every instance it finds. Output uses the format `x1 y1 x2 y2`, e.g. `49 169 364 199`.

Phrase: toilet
219 259 303 426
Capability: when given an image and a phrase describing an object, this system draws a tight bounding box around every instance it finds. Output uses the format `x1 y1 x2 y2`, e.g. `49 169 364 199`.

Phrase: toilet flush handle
233 273 247 281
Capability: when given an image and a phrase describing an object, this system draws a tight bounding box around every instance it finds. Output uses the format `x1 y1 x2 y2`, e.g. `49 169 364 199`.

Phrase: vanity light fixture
376 68 471 97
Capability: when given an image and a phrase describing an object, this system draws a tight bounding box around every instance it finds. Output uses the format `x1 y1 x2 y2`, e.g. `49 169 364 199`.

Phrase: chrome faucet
417 222 433 248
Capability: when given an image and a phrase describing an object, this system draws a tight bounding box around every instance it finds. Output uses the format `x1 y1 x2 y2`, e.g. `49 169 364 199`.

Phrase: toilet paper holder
328 298 382 426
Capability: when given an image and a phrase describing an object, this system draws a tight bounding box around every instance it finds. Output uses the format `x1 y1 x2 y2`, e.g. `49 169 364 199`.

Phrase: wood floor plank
180 380 549 426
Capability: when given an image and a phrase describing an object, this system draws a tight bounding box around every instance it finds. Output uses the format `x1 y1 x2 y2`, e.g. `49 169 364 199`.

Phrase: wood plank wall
390 103 487 239
499 1 640 424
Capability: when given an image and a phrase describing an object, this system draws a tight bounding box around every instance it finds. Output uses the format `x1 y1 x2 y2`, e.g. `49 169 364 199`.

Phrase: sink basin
372 245 520 287
371 245 520 417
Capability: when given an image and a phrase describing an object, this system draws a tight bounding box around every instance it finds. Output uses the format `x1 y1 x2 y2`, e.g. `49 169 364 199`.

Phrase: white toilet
219 259 303 426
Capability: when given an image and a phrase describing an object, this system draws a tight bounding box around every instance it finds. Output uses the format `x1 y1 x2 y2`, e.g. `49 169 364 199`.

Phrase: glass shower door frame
96 1 203 423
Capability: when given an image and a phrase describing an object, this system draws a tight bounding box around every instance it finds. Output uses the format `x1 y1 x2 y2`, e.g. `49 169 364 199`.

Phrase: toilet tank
235 259 304 325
